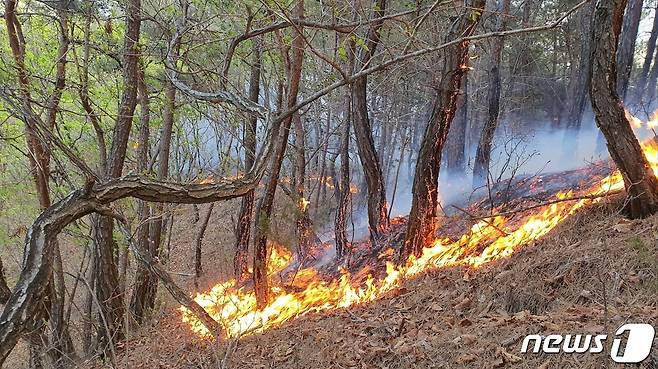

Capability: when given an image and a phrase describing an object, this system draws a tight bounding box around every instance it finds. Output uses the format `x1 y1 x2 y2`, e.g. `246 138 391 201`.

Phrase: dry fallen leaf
461 334 477 345
456 353 477 364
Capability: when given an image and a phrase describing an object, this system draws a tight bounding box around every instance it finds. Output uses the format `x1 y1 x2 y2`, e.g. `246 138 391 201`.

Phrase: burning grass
180 135 658 342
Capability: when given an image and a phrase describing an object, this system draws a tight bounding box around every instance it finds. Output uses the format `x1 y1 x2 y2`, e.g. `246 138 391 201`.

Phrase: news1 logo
520 323 655 363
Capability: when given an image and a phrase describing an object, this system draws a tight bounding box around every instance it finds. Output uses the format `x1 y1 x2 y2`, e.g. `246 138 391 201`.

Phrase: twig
461 191 621 221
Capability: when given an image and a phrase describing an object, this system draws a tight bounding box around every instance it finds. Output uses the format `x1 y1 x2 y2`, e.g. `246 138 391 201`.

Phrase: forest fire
181 135 658 340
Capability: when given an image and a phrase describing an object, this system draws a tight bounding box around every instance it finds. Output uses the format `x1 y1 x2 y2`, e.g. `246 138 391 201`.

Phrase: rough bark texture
0 257 10 304
352 0 390 242
292 112 318 258
129 65 152 324
92 0 141 351
336 88 352 259
234 41 261 281
253 0 305 308
590 0 658 218
616 0 643 99
446 74 468 176
401 0 485 260
473 0 511 188
0 170 273 363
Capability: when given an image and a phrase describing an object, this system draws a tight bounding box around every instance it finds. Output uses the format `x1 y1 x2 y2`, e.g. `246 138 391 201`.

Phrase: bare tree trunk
292 113 318 258
336 79 353 259
131 39 177 322
253 0 305 308
590 0 658 218
635 1 658 102
351 0 390 242
616 0 644 99
129 65 152 325
564 0 596 131
194 203 214 281
0 257 10 304
4 3 76 365
234 41 261 281
93 0 141 351
473 0 511 188
446 74 468 176
401 0 485 260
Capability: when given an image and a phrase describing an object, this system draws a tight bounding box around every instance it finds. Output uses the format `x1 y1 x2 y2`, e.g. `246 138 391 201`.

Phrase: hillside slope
111 196 657 369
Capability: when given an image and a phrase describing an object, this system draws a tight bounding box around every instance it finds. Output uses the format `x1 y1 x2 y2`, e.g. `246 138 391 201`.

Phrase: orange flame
181 118 658 339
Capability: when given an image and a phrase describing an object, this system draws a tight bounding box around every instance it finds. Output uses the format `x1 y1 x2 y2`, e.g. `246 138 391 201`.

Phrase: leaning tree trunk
351 0 390 242
635 1 658 102
473 0 511 188
234 41 261 281
401 0 485 260
253 0 305 308
616 0 643 99
4 2 76 365
590 0 658 218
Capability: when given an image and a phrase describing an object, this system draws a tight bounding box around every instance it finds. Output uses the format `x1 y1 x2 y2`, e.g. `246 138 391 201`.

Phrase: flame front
181 127 658 340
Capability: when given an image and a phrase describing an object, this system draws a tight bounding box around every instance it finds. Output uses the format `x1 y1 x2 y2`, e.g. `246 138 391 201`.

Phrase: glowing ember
299 197 310 212
181 122 658 340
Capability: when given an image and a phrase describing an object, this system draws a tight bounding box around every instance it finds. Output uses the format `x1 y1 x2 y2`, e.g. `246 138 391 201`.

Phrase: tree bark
616 0 644 99
336 79 353 259
194 204 214 281
142 39 179 310
351 0 390 242
446 73 468 176
233 41 261 281
0 257 10 304
92 0 141 351
564 0 596 131
590 0 658 218
473 0 511 188
292 113 318 258
129 65 152 324
253 0 305 308
401 0 485 260
637 1 658 102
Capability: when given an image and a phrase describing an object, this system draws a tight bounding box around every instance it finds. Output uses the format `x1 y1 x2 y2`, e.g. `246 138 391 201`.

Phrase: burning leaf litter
180 129 658 340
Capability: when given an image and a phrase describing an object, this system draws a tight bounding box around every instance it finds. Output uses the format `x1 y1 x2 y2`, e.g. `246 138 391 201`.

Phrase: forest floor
105 193 658 369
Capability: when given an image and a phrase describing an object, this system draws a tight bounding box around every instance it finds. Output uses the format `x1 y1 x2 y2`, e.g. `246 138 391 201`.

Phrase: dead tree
401 0 485 260
351 0 390 242
616 0 643 99
233 41 261 281
473 0 511 188
253 0 305 308
589 0 658 218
